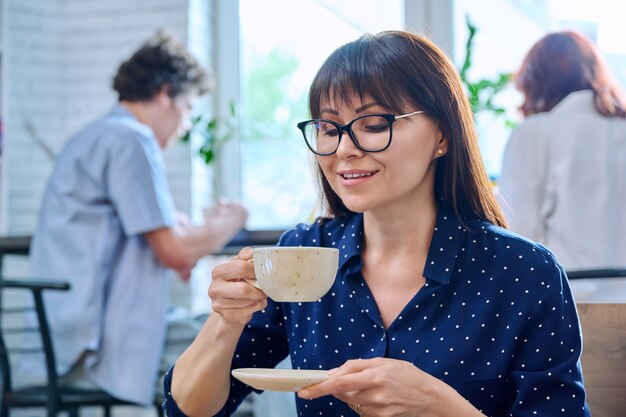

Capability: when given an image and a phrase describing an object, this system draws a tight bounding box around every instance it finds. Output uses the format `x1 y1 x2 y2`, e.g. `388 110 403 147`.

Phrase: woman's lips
337 170 378 186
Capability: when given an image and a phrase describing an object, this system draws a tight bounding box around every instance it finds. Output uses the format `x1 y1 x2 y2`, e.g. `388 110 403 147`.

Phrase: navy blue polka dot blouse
163 205 590 417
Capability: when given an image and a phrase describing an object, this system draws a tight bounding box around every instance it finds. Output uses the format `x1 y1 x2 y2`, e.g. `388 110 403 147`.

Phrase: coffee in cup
249 246 339 302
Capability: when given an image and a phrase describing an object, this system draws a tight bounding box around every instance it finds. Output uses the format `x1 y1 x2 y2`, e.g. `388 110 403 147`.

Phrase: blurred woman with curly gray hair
30 30 247 405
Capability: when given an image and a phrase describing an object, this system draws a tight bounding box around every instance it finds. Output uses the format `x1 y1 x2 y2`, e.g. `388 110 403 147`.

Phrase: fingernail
328 368 339 375
298 389 310 399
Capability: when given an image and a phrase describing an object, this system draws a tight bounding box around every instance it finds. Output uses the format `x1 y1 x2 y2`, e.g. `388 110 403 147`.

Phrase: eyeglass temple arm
395 110 424 120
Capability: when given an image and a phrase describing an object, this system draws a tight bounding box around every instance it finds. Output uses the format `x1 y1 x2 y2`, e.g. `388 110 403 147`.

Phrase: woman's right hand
172 246 266 417
209 247 268 326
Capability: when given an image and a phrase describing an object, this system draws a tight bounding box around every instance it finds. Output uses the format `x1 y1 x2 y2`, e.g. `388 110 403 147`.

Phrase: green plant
180 101 238 164
459 14 514 127
182 46 307 166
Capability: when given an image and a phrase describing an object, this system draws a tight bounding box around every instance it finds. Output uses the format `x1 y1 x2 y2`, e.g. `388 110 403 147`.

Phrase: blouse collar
338 205 464 285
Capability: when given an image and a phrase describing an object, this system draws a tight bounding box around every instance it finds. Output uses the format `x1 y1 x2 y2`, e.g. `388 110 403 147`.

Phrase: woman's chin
341 199 372 214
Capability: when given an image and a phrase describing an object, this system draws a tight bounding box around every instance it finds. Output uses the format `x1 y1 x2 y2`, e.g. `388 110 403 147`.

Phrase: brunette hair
307 30 506 227
113 30 212 102
516 30 626 118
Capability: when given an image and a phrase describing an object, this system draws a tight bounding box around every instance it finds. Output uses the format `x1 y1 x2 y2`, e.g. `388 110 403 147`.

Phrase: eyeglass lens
303 115 391 154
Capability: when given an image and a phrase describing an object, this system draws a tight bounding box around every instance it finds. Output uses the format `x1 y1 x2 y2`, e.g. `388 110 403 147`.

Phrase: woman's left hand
297 358 469 417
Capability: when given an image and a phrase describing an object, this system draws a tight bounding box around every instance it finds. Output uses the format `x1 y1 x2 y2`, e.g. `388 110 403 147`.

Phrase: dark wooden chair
0 279 164 417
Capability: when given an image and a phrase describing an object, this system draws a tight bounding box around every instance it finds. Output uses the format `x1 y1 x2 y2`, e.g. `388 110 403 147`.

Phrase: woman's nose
335 131 363 159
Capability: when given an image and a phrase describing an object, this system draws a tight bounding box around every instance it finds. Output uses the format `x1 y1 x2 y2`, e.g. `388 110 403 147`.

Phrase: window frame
214 0 453 230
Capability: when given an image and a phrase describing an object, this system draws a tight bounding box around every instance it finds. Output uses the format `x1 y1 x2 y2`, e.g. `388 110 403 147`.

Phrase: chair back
0 279 165 417
567 268 626 280
0 279 70 414
577 302 626 416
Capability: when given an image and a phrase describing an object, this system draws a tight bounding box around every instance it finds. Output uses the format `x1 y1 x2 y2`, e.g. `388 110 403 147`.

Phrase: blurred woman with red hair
498 30 626 270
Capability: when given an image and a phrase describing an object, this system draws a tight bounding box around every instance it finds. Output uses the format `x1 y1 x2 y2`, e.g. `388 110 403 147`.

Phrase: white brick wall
2 0 65 233
1 0 212 234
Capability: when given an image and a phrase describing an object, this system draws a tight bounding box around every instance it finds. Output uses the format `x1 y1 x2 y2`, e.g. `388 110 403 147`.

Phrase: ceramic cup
249 246 339 302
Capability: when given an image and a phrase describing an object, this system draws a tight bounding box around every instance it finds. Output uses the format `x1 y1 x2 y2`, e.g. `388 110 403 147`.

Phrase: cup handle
244 277 262 290
244 258 262 290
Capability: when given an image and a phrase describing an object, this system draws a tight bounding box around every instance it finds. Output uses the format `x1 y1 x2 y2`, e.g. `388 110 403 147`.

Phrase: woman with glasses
163 31 589 417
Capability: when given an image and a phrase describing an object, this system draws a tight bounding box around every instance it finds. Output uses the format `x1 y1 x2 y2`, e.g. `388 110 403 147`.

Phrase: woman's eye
364 124 389 133
321 128 339 137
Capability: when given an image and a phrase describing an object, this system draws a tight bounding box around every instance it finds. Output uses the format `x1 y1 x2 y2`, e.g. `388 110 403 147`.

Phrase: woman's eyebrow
319 107 339 116
355 102 382 113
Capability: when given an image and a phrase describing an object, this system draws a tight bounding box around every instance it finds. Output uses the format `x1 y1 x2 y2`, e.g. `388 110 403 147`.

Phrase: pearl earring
437 149 444 155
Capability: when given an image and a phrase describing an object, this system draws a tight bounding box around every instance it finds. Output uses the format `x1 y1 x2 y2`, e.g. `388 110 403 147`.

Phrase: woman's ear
434 132 448 158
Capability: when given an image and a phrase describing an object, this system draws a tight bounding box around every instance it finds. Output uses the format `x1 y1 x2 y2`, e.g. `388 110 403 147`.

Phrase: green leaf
460 14 477 81
228 101 237 117
179 130 191 143
179 99 241 164
200 146 214 164
504 120 518 129
458 14 514 129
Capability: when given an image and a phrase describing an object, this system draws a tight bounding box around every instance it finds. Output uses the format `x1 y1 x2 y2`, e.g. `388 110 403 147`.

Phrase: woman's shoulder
510 112 553 138
516 91 598 132
464 217 563 277
278 214 362 248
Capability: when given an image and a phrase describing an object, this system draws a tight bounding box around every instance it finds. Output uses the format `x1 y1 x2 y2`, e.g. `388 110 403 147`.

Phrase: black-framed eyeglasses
296 110 424 156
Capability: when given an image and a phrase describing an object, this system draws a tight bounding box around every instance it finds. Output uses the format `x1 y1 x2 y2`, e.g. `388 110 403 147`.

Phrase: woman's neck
362 196 438 261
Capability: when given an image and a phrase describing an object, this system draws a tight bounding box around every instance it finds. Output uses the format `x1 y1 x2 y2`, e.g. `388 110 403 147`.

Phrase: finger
332 386 388 417
215 300 268 325
330 358 382 376
234 247 253 261
212 258 255 283
227 299 267 320
346 403 361 416
345 400 373 417
298 369 373 400
213 298 267 313
330 389 368 408
305 360 373 396
213 292 268 309
209 280 267 302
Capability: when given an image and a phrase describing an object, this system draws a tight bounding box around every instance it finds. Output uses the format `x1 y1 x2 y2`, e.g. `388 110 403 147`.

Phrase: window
234 0 403 230
453 0 626 179
216 0 626 230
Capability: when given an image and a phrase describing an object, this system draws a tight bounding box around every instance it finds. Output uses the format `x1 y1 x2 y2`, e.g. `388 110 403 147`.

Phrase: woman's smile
337 169 379 186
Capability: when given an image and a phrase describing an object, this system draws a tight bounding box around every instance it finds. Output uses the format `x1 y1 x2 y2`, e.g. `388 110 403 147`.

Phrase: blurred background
2 0 625 239
2 0 626 351
1 1 625 415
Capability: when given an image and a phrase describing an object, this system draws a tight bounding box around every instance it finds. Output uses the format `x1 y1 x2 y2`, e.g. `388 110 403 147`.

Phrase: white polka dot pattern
163 206 590 417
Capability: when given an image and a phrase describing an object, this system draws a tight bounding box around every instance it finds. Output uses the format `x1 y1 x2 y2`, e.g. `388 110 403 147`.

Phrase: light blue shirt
30 105 176 405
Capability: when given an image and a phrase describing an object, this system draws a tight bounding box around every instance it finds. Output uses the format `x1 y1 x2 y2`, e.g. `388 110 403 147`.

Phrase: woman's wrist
200 312 247 345
431 383 485 417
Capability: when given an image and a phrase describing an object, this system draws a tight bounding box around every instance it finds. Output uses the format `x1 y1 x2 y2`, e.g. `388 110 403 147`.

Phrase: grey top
498 90 626 269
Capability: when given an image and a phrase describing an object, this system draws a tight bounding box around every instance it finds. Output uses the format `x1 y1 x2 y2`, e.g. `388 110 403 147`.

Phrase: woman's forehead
319 94 414 115
320 92 374 109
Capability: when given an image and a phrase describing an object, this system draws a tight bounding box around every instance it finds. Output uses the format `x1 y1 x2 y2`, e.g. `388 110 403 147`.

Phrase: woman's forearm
171 313 245 417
